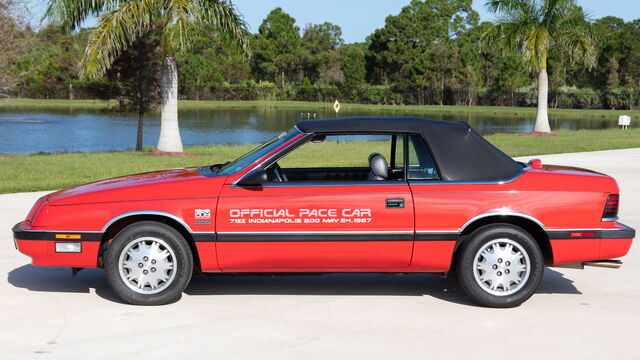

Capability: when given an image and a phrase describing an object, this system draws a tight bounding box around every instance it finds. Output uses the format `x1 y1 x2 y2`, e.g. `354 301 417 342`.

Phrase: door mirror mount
237 168 267 186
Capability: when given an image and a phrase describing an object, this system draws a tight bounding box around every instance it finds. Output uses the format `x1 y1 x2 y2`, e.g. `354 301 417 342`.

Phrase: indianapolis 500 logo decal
194 209 212 225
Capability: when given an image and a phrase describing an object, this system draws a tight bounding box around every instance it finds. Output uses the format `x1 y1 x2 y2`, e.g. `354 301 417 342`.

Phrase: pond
0 106 630 154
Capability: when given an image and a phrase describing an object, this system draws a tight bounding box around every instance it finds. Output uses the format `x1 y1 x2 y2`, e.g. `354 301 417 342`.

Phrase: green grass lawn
3 98 640 119
1 128 639 194
0 98 118 110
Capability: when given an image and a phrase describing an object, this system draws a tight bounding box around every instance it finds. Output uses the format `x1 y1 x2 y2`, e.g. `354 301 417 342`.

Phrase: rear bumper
13 222 102 267
548 222 635 265
547 223 635 240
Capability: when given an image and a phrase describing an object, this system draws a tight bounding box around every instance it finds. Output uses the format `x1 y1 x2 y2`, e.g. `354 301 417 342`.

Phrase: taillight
602 194 619 221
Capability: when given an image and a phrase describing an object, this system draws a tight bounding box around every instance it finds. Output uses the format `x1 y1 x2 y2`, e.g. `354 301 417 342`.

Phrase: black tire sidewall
104 221 193 305
457 225 544 308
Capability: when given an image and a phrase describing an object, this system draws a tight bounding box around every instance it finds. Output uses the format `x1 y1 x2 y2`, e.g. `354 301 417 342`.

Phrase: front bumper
13 221 102 267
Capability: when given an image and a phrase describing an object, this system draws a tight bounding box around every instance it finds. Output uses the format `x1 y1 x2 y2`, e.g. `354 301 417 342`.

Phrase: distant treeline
4 1 640 109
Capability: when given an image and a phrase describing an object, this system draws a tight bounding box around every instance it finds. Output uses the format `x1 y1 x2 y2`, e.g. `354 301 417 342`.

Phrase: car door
215 133 414 271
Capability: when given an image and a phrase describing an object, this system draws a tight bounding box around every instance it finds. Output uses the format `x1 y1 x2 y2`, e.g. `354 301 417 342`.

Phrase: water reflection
0 107 631 154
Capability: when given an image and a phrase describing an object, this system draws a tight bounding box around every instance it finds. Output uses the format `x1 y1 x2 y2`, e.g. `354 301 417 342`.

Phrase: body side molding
101 210 216 236
458 209 548 233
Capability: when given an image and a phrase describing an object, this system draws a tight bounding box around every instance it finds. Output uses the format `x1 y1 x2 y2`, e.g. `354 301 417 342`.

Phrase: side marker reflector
570 232 596 238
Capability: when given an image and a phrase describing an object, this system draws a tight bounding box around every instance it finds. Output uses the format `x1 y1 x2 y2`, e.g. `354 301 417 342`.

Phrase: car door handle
386 198 405 208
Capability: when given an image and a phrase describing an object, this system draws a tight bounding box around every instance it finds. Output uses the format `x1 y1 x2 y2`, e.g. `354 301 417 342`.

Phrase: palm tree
44 0 249 152
483 0 596 133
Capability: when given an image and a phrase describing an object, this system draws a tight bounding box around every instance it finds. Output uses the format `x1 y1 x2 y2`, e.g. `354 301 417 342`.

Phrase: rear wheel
104 221 193 305
457 225 544 308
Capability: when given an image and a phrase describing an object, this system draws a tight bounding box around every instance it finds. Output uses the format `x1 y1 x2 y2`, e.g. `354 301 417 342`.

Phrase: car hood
47 168 226 205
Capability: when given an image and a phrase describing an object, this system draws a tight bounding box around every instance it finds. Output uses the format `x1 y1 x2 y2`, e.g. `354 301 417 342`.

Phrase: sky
27 0 640 43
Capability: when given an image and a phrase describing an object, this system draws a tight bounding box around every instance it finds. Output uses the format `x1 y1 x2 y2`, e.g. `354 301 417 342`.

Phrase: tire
457 224 544 308
104 221 193 305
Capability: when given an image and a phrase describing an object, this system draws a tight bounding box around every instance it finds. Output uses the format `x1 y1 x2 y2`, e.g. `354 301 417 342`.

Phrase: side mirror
237 168 267 186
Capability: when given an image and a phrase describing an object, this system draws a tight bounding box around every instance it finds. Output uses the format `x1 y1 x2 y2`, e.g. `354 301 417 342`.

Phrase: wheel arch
98 211 201 272
452 213 553 270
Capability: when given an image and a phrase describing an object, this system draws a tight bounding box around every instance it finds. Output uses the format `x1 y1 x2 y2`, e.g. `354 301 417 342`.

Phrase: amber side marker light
55 234 81 240
54 234 82 253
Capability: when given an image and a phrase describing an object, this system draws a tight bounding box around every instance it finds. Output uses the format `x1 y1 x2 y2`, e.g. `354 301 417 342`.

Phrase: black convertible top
296 117 524 182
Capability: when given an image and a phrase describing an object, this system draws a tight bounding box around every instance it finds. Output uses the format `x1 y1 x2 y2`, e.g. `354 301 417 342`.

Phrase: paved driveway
1 148 639 359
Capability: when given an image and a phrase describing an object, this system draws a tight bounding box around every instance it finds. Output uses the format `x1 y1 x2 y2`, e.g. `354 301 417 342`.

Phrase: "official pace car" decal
228 208 372 224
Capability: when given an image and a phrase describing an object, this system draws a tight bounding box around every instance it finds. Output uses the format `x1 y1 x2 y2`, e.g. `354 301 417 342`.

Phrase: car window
407 134 440 180
393 135 404 169
269 134 404 182
217 128 301 175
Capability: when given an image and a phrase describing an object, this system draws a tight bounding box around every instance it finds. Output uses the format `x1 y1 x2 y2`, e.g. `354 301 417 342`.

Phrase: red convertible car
13 117 635 307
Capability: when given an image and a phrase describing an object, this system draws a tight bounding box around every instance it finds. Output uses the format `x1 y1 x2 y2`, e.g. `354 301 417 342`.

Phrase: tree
44 0 249 152
594 17 640 94
367 0 478 86
495 54 529 106
410 43 463 105
177 30 251 100
106 33 161 151
177 31 252 98
14 25 88 99
251 8 301 91
483 0 597 133
0 0 29 96
341 44 366 91
301 22 343 84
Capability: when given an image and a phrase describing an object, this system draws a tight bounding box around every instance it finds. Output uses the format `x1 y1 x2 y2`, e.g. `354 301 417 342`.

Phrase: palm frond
482 22 521 52
484 0 596 71
553 3 597 67
161 0 249 57
555 28 597 68
78 0 249 77
43 0 117 30
486 0 538 22
81 0 156 78
522 25 550 70
162 0 200 54
200 0 250 56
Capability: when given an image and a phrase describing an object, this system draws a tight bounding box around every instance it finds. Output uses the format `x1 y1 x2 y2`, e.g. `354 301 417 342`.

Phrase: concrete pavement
1 148 639 359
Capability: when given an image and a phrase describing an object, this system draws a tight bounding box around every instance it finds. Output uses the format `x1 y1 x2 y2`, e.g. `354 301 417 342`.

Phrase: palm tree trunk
534 69 551 133
157 56 184 152
281 70 285 92
135 99 144 152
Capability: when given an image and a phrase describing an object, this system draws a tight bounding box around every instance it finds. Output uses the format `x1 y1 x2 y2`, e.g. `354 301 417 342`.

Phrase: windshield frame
217 128 303 176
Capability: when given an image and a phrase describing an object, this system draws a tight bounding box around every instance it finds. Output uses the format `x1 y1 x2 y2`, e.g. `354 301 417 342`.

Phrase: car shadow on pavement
7 264 126 303
7 264 580 306
537 268 583 295
185 268 581 307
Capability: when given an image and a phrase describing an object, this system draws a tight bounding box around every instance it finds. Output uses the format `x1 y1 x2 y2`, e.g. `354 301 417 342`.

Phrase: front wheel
104 221 193 305
457 225 544 308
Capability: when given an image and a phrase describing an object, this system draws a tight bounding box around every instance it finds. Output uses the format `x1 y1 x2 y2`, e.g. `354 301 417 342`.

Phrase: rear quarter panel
411 169 617 231
410 169 620 267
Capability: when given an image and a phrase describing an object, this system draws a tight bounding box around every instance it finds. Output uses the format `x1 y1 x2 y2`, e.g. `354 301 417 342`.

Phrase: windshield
217 128 302 175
